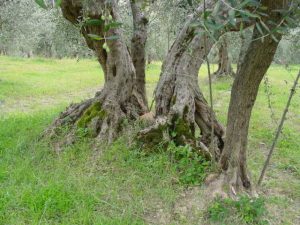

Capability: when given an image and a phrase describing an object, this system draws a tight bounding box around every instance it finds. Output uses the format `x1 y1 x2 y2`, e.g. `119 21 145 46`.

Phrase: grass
0 56 299 224
207 196 268 225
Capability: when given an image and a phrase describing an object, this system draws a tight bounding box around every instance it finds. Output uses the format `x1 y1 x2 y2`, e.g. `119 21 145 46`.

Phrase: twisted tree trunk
139 0 254 157
139 0 225 158
47 0 147 143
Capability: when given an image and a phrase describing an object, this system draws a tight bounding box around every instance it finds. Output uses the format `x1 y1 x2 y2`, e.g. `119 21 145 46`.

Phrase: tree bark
47 0 147 143
139 0 254 157
60 0 109 81
217 0 289 196
213 36 235 77
220 29 282 190
130 0 149 107
139 0 226 158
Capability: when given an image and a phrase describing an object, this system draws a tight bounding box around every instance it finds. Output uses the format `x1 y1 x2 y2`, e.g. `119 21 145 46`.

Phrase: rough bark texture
214 0 289 197
130 0 149 107
213 37 235 77
139 0 225 158
139 0 254 156
220 29 282 190
47 0 147 143
60 0 108 80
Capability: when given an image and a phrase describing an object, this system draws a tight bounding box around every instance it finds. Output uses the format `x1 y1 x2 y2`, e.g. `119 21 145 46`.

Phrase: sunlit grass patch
0 56 299 224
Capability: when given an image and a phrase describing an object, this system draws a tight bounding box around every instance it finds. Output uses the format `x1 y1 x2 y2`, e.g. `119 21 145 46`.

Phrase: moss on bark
171 117 195 145
77 102 107 128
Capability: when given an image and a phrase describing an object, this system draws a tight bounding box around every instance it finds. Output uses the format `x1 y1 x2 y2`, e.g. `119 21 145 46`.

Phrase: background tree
144 0 188 61
1 0 299 64
0 0 90 58
274 28 300 65
212 35 235 77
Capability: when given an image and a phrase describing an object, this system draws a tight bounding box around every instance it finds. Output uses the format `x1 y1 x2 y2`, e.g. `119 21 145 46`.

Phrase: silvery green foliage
0 0 298 62
218 29 300 65
274 28 300 65
146 0 188 61
225 28 300 65
0 0 91 58
118 0 188 61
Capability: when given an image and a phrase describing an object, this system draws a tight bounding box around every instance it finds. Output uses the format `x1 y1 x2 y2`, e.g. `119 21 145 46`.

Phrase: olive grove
21 0 299 196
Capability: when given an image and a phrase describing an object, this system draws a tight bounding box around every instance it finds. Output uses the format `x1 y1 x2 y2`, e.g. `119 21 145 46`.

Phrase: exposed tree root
205 167 257 200
138 82 224 160
137 1 226 159
45 87 147 144
137 105 221 161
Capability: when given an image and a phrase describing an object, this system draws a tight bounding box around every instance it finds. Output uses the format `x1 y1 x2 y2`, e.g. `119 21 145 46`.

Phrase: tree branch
258 70 300 185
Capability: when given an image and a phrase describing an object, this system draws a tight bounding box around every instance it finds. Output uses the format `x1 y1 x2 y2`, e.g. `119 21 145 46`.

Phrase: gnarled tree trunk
139 0 225 158
213 36 235 77
47 0 148 143
139 0 254 158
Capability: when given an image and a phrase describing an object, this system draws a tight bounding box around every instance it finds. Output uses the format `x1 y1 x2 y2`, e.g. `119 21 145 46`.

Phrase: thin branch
258 70 300 185
203 0 215 155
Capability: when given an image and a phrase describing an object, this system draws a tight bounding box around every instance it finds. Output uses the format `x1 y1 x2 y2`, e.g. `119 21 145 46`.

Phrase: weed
207 198 230 222
167 142 210 185
207 196 268 225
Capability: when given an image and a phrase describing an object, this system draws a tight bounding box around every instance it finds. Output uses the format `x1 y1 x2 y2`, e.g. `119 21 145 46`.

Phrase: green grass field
0 56 299 224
